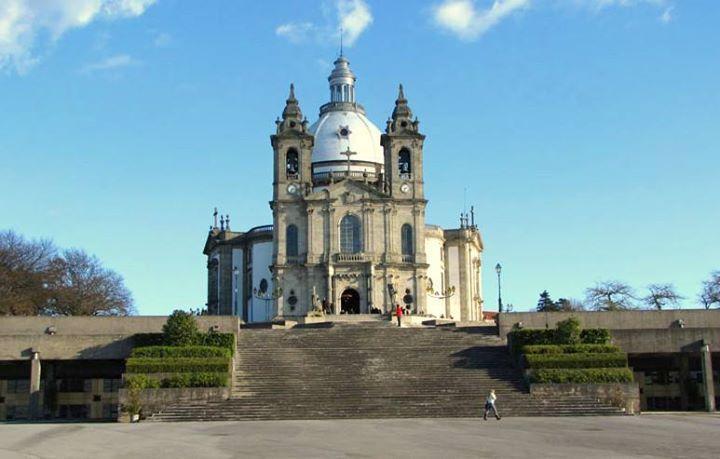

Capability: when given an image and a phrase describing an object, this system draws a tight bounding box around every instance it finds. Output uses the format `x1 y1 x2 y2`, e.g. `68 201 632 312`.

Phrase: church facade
203 56 483 323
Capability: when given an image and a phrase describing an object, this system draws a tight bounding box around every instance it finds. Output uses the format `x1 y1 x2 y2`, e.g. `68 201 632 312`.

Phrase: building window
340 214 362 254
286 148 299 178
398 148 411 178
6 380 29 394
103 379 121 393
401 224 413 255
286 224 298 257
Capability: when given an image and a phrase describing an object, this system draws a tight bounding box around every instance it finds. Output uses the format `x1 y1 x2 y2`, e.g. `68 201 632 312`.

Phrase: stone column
701 344 716 412
29 350 41 419
679 354 690 410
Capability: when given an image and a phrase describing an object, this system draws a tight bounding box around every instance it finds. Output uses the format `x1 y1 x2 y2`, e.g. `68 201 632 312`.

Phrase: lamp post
233 267 240 317
495 263 503 314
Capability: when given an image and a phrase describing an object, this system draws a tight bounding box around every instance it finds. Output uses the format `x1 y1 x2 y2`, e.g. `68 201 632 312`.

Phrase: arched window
286 224 298 257
340 214 362 254
401 224 413 256
398 148 411 177
286 148 299 178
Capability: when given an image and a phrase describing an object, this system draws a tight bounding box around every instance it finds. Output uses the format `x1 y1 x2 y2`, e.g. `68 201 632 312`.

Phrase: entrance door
340 288 360 314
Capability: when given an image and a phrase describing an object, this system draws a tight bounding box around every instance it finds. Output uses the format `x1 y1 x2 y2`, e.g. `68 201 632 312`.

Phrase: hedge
125 357 231 374
580 329 611 345
162 372 228 388
132 332 235 356
124 372 227 389
521 344 621 355
509 327 611 351
131 346 232 359
524 353 628 369
528 368 634 384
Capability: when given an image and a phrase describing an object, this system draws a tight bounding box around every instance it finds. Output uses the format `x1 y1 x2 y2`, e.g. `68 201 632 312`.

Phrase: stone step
147 325 623 422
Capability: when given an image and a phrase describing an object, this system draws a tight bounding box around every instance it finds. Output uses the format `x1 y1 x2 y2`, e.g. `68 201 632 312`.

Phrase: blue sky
1 0 718 314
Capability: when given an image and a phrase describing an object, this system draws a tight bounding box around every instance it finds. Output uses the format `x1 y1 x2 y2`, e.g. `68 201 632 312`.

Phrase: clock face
287 183 298 195
400 183 410 194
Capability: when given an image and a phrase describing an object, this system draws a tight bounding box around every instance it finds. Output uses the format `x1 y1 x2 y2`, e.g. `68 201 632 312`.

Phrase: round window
259 279 268 294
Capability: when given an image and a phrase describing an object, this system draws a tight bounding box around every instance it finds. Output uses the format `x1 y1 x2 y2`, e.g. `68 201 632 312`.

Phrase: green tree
555 317 581 345
162 310 199 346
536 290 558 312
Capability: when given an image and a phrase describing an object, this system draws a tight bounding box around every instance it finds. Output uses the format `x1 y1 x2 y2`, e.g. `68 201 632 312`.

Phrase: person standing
395 304 403 327
483 389 501 420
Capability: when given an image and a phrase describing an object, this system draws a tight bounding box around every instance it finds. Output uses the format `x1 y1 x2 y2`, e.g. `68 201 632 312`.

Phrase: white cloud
660 6 673 24
337 0 373 46
0 0 156 74
80 53 138 74
275 0 373 48
432 0 530 41
275 22 315 44
153 32 172 48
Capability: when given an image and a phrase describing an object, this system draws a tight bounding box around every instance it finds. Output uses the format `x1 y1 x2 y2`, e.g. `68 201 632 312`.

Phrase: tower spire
327 54 356 104
339 27 343 57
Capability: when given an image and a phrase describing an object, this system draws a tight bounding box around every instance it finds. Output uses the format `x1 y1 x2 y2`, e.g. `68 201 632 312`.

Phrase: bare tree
643 284 684 310
0 230 58 315
699 271 720 309
585 281 637 311
48 249 135 316
0 230 134 316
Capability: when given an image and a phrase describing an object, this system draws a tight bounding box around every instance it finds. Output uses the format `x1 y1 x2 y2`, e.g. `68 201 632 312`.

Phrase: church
203 55 483 323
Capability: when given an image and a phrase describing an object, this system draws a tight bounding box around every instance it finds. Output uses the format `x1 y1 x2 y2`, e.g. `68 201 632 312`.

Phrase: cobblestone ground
1 414 719 458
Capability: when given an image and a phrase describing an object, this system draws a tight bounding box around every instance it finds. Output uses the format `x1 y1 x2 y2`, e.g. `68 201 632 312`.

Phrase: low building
498 309 720 411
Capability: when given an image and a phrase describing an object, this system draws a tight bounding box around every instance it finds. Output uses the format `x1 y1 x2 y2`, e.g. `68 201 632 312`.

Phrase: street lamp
495 263 503 314
233 267 240 317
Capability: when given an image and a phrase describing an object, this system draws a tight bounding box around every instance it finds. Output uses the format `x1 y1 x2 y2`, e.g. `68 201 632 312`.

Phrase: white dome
309 110 384 167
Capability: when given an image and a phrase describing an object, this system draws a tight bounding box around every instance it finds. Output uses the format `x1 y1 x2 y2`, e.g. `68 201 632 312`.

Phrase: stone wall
0 316 240 336
611 328 720 353
118 387 230 422
530 383 640 415
0 316 241 360
497 310 720 339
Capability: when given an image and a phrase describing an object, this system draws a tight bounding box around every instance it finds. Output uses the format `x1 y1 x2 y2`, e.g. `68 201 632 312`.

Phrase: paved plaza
1 414 719 458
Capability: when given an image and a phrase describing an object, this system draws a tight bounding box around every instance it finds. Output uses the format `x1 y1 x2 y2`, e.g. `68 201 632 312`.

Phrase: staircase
148 322 624 421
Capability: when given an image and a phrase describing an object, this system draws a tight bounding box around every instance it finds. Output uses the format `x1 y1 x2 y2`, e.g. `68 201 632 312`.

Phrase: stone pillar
29 350 41 419
701 344 716 412
679 354 690 410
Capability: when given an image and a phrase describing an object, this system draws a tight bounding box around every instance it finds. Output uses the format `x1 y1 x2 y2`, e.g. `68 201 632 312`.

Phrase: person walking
483 389 501 420
395 304 403 327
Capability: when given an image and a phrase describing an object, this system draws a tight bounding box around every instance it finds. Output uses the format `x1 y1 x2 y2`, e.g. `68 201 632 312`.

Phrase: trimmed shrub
131 346 231 359
581 328 611 345
508 329 559 352
124 373 227 389
161 372 228 388
131 332 235 355
525 353 628 369
509 327 611 351
199 332 236 356
126 357 230 374
555 317 581 345
124 374 161 390
521 344 621 355
163 310 199 346
528 367 634 384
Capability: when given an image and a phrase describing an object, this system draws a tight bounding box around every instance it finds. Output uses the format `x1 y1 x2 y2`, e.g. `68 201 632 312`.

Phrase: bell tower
271 84 314 202
381 85 426 199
